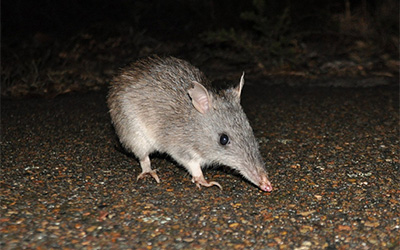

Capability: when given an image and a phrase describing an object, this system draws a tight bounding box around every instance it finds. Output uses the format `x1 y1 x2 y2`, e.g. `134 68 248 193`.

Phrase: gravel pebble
1 85 399 249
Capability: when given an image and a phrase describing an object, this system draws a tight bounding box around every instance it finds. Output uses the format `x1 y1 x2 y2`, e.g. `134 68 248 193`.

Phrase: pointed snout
259 175 273 192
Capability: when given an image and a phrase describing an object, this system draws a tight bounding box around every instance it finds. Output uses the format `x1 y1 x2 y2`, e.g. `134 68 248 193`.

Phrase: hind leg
119 133 160 183
137 156 160 183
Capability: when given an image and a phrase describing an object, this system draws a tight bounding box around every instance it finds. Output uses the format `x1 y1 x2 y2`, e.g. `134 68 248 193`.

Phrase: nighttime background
1 1 400 249
1 0 399 97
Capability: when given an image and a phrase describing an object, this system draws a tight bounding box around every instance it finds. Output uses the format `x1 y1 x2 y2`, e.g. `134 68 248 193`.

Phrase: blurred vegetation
202 1 294 68
202 0 398 69
1 0 398 97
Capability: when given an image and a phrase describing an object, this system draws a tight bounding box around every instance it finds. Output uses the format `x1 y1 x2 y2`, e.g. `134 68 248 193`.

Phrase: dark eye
219 133 230 146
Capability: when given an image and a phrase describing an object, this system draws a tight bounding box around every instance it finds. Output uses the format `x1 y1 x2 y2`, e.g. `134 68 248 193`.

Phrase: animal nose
260 179 273 192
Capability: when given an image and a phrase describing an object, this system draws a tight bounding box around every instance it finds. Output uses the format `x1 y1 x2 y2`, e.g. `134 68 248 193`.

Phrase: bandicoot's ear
188 81 212 114
233 72 245 100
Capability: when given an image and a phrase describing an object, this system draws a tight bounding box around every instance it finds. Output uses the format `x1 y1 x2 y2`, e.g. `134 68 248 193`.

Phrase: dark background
3 0 397 41
1 0 399 97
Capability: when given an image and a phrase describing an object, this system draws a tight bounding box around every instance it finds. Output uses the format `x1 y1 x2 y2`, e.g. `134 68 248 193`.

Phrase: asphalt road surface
1 83 399 249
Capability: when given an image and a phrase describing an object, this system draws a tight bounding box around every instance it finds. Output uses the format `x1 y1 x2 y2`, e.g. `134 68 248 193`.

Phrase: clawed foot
137 170 160 183
192 175 222 190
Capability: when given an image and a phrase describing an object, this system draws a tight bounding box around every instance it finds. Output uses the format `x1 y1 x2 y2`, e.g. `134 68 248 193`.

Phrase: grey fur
107 56 272 192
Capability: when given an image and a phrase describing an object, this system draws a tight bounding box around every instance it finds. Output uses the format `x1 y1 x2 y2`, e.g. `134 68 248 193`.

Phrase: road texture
1 83 399 249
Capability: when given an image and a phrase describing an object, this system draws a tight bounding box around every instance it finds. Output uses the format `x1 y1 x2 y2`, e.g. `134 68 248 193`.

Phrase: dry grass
1 1 398 98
